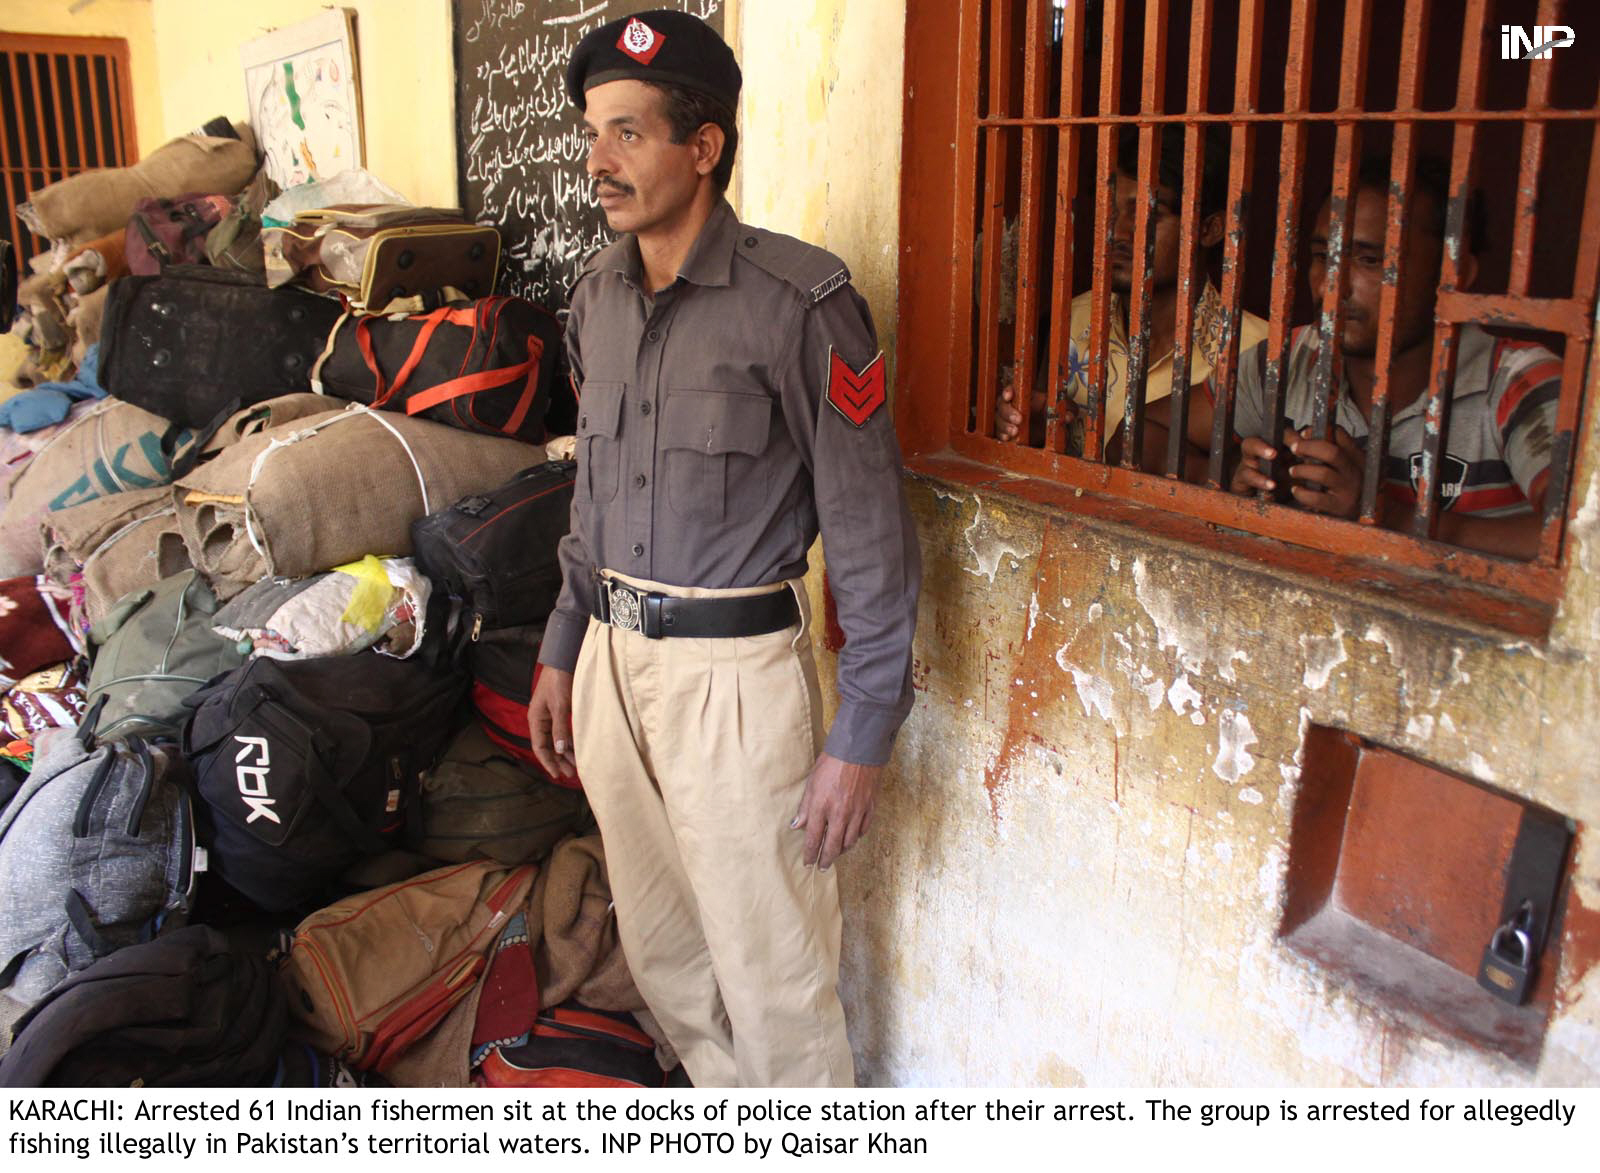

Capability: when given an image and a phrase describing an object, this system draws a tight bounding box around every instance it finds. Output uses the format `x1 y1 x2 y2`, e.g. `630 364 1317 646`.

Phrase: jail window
0 33 137 275
896 0 1600 636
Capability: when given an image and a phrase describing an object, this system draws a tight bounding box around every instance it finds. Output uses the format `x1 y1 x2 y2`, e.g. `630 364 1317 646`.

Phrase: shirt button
647 329 660 341
631 543 644 557
640 401 653 416
633 473 647 489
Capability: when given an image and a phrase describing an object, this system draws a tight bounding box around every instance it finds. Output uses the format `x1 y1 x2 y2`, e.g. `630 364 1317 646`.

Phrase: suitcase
264 204 500 306
98 265 344 428
410 461 576 633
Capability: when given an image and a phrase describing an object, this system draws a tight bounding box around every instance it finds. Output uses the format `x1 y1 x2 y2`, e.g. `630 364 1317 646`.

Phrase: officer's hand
792 753 882 870
526 665 577 781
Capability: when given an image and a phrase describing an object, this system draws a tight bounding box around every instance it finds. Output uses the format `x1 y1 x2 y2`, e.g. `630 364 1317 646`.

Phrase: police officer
527 10 920 1088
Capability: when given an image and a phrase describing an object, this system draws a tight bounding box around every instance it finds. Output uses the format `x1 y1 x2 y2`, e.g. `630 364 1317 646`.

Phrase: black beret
565 10 741 114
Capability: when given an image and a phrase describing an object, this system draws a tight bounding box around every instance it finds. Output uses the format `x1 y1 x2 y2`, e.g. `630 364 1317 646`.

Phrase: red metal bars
1043 0 1086 455
1083 0 1128 461
1166 0 1217 480
1012 0 1052 447
1411 0 1490 539
1307 0 1371 441
973 0 1016 440
1204 0 1266 488
1118 0 1170 468
1506 0 1561 296
1256 0 1318 499
1359 0 1429 523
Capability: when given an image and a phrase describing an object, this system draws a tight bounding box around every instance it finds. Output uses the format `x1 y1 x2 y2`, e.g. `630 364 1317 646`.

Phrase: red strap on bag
403 334 545 436
355 305 479 407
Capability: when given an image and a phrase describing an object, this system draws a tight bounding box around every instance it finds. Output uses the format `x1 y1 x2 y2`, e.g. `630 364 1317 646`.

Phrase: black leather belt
592 573 798 639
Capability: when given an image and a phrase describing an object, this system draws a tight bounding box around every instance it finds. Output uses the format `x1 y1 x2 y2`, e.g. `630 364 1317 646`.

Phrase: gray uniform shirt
539 199 922 766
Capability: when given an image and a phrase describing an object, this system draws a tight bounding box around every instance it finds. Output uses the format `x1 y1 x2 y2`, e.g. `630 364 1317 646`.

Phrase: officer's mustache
595 178 635 198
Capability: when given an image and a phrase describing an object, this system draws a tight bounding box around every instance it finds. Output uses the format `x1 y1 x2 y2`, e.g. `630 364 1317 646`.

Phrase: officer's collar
593 198 737 291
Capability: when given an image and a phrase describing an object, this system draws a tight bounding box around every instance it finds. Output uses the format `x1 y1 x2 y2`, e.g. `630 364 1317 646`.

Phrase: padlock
1477 921 1534 1005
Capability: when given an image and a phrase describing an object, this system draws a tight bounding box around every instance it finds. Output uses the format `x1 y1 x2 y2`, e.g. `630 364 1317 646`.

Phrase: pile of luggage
0 122 670 1089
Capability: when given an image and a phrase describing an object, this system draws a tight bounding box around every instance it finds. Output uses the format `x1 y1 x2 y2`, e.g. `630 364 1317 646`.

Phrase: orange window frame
894 0 1600 638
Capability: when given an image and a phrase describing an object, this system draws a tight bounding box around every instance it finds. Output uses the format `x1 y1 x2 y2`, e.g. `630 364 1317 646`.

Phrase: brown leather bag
263 204 500 307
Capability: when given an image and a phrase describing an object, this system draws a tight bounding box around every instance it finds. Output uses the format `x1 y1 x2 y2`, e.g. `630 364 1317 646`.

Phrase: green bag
85 571 247 740
417 722 591 866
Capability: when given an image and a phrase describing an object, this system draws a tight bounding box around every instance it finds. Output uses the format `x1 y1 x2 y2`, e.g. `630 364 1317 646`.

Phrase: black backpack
411 461 575 636
0 926 286 1087
181 653 467 911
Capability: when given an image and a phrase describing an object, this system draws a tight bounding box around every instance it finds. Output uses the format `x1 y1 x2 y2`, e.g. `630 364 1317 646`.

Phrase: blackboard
454 0 725 313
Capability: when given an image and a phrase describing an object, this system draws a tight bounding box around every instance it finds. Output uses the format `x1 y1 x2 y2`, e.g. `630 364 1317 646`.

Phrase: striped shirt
1230 324 1560 516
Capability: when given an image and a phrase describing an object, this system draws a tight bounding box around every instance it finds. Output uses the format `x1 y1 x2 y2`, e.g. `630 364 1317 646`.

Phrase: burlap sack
0 398 180 577
533 835 645 1015
67 285 110 368
41 486 190 627
202 392 333 459
0 398 97 504
172 407 542 599
21 128 258 247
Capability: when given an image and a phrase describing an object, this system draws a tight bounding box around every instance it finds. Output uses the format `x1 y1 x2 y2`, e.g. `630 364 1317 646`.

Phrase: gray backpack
0 726 197 1005
86 570 247 741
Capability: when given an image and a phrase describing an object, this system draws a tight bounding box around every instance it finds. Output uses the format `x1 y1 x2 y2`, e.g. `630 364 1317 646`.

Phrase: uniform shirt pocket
660 388 772 522
576 380 626 504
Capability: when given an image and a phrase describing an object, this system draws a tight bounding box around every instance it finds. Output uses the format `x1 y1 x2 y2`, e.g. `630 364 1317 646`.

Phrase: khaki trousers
572 571 855 1088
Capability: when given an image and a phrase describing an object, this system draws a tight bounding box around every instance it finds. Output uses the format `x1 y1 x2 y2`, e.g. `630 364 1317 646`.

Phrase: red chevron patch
825 348 887 427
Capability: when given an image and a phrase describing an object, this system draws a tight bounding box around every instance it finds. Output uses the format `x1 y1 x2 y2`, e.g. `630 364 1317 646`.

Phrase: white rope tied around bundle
241 404 431 559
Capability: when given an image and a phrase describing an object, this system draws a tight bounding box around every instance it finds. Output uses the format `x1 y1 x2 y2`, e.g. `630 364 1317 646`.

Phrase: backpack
0 926 285 1087
85 571 248 742
417 722 589 865
125 193 233 275
181 652 467 911
0 725 196 1005
411 461 576 634
313 297 561 444
281 859 535 1072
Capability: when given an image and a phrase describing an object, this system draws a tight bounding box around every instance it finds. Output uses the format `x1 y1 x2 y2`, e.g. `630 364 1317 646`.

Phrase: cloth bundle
211 554 433 660
42 486 189 628
171 406 543 599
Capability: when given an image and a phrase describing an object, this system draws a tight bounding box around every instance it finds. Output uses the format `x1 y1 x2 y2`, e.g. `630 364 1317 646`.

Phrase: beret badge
617 17 666 65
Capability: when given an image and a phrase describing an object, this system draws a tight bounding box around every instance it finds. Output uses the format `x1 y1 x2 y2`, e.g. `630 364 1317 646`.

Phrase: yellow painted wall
147 0 457 207
0 0 163 162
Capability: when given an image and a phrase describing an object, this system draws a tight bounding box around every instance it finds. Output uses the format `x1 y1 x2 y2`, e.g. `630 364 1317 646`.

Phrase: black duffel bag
411 460 575 635
181 653 467 911
313 295 561 445
98 265 344 428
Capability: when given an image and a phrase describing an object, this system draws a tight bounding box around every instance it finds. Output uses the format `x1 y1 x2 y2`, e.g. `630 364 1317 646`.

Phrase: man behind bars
994 125 1268 454
1183 154 1560 559
525 11 920 1087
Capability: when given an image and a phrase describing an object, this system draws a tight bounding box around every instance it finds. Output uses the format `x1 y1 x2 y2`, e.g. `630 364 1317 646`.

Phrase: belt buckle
606 581 643 633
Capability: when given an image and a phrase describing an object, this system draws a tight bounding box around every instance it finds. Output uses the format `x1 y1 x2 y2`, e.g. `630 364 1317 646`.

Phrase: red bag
126 194 232 275
471 665 582 791
314 296 560 444
476 1002 665 1089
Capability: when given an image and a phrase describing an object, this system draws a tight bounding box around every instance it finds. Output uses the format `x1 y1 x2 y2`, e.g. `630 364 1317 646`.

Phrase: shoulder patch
735 226 852 307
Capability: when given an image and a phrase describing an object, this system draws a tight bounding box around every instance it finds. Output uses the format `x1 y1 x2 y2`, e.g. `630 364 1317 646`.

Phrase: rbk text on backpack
312 296 561 444
181 652 466 911
281 859 534 1073
0 726 196 1005
411 460 575 637
0 926 285 1087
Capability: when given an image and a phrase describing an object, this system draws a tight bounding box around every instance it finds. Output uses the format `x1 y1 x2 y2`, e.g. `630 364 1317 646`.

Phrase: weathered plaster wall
736 3 1600 1085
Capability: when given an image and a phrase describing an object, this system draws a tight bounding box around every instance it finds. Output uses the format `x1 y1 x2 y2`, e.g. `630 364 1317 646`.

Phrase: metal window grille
897 0 1600 635
0 34 137 274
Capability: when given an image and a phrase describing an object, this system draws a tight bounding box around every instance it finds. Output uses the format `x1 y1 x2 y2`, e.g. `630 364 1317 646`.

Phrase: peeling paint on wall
1212 708 1259 784
1301 624 1349 690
